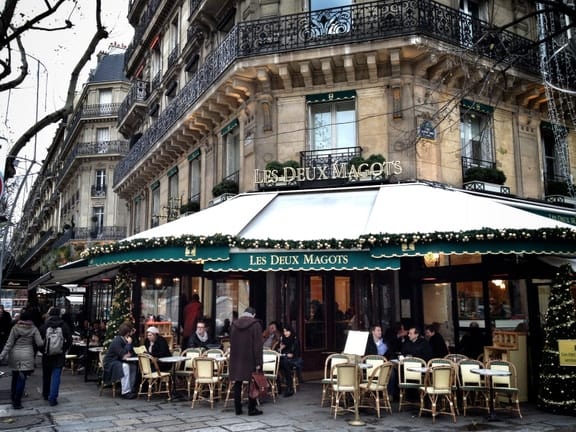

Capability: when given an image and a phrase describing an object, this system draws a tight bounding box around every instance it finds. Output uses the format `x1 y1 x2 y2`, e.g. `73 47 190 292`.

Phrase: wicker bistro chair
360 354 387 382
427 358 459 415
191 357 223 409
444 353 468 364
398 357 427 412
458 359 489 416
418 365 457 423
137 353 172 402
359 362 393 417
262 349 281 402
174 348 203 399
330 363 360 419
486 359 522 419
98 351 120 398
320 353 350 407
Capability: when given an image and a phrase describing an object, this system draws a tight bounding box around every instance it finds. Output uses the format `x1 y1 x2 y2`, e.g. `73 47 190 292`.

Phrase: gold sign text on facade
249 253 350 266
253 161 403 186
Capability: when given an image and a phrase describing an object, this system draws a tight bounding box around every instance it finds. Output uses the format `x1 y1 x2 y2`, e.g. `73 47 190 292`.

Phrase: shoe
49 400 58 406
235 410 243 415
121 392 136 399
283 390 294 397
12 404 22 410
248 408 263 416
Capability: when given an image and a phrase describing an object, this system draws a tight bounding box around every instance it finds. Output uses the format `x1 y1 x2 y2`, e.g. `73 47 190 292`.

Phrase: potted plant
212 179 239 198
546 180 570 196
180 200 200 215
463 166 510 194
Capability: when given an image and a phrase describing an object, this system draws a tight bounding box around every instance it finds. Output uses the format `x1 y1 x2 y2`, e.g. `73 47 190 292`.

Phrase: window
95 169 106 193
459 0 480 47
189 154 201 203
96 128 109 153
151 41 162 91
133 197 142 234
310 0 352 36
168 170 179 221
224 130 240 177
99 89 112 114
91 206 104 237
309 98 356 151
151 184 160 227
460 104 493 163
541 123 567 182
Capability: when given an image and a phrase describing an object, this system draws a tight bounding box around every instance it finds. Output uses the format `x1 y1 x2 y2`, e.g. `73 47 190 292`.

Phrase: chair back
444 353 468 363
133 345 146 355
171 347 182 356
400 357 426 384
362 354 386 370
429 365 453 391
205 348 224 358
181 347 203 370
138 353 159 376
263 350 280 375
334 363 358 389
194 357 216 379
458 359 484 387
428 358 453 368
488 360 514 388
370 362 393 387
324 353 349 380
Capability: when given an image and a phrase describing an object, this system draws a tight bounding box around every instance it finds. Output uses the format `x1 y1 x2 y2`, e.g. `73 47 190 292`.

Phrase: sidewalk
0 368 575 432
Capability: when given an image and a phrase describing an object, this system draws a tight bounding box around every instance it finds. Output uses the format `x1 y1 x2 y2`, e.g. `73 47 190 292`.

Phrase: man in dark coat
0 304 12 353
40 307 73 406
402 326 433 362
103 322 137 399
229 307 263 416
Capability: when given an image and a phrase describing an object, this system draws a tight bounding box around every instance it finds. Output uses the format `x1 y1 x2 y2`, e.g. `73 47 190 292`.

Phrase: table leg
348 387 365 426
487 379 499 421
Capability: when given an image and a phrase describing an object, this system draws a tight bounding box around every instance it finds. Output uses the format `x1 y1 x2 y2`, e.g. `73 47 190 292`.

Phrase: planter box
545 194 576 207
463 180 510 195
208 193 236 207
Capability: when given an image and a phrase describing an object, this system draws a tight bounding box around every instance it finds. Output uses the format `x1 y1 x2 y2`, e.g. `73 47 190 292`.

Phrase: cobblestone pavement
0 369 575 432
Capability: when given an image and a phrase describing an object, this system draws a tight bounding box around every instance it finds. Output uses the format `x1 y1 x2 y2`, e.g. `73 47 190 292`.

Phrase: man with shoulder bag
40 307 72 406
229 307 263 416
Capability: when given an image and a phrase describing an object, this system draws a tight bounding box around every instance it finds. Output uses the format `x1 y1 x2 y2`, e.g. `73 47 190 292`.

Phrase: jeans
11 371 29 407
42 362 63 402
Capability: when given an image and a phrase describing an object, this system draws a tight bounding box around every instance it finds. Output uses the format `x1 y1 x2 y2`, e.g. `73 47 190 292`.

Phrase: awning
85 183 576 271
28 262 120 290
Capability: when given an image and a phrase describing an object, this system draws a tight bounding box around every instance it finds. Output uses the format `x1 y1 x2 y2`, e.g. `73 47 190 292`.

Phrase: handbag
249 370 270 399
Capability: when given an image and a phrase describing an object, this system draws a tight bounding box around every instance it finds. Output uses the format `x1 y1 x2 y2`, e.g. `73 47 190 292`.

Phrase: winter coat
103 335 133 384
0 320 43 371
40 316 73 369
228 315 263 382
144 335 172 372
428 332 449 358
402 336 433 362
182 300 202 339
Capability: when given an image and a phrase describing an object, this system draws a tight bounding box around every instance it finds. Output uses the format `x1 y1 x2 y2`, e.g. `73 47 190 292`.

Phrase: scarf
196 330 208 342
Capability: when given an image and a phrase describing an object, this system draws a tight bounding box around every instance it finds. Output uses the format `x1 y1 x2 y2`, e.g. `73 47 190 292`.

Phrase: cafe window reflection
140 275 180 328
305 275 326 350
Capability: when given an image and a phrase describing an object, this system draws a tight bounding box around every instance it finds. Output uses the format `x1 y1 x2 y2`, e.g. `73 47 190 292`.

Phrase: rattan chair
136 353 172 401
359 362 393 417
418 365 457 423
263 349 281 402
330 363 359 419
98 351 120 398
360 354 387 381
174 347 203 399
320 353 350 407
398 357 426 411
191 357 222 409
458 359 489 416
487 359 522 419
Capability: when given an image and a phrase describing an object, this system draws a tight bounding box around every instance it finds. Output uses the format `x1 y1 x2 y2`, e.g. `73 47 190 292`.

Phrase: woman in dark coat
229 307 263 416
143 326 171 371
103 322 137 398
0 311 43 409
278 324 302 397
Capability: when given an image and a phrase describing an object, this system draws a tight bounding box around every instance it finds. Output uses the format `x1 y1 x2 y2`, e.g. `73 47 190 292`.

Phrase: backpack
45 326 64 355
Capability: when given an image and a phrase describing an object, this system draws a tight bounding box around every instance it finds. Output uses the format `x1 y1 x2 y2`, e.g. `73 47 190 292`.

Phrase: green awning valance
221 118 239 135
167 166 178 177
188 149 201 161
306 90 356 104
150 180 160 191
89 245 229 266
461 99 493 114
204 250 399 272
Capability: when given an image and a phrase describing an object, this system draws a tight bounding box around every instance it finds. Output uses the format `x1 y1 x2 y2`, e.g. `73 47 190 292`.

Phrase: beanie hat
146 326 159 334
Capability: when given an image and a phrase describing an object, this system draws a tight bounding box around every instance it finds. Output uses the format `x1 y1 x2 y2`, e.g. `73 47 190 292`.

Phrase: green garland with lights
537 264 576 415
103 271 135 349
81 227 576 259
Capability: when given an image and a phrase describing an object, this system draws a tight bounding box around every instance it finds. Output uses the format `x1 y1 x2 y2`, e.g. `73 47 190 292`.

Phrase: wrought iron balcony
91 185 107 197
73 225 127 241
114 0 539 187
67 103 121 139
118 80 150 125
168 44 180 68
300 146 362 178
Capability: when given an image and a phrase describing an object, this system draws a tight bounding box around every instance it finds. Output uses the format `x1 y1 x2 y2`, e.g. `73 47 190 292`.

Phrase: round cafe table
158 356 188 398
470 368 511 421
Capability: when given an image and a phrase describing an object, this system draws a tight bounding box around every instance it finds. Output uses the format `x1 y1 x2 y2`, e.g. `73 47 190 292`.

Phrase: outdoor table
159 356 188 398
89 346 104 353
406 366 430 374
470 367 511 421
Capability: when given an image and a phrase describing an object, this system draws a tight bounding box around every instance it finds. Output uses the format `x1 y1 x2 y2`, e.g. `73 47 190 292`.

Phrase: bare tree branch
3 0 108 179
0 34 28 91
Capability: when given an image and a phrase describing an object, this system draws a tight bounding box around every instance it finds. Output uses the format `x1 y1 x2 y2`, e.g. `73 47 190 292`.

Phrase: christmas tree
537 264 576 415
103 270 135 349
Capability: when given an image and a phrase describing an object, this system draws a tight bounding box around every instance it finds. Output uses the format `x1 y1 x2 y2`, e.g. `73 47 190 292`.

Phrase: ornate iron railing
114 0 539 186
67 103 121 139
74 225 127 241
300 147 363 178
118 80 149 124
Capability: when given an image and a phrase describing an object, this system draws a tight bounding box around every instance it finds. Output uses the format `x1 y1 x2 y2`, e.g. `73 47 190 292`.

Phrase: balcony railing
91 185 107 197
67 103 122 139
114 0 539 186
73 225 127 241
117 80 150 124
300 146 362 178
461 156 496 171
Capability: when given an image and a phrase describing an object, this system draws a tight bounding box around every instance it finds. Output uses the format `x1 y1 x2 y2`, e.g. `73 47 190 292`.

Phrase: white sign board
343 330 369 356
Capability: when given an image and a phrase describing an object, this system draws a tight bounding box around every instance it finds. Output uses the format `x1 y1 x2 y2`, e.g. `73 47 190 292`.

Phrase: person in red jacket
182 294 202 349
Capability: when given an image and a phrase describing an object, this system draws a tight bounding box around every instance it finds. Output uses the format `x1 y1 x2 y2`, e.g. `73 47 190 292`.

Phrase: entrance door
214 279 250 336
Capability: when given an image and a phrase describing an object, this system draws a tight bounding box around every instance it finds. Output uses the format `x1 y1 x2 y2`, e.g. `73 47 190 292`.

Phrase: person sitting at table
103 322 137 399
401 326 432 362
365 324 388 357
278 324 302 397
187 319 217 350
262 321 282 350
424 322 448 358
144 326 172 372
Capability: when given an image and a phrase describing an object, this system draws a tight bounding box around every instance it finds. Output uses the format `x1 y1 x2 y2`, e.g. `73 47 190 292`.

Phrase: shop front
80 182 576 388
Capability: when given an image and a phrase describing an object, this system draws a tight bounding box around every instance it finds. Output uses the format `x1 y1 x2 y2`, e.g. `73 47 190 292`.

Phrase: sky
0 0 133 222
0 0 133 175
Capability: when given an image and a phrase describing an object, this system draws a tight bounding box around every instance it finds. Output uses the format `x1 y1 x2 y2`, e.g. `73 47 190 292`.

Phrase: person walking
40 307 73 406
0 310 43 409
229 307 263 416
0 304 12 353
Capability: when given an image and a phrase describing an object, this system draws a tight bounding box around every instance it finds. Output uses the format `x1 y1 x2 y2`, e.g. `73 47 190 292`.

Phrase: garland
81 227 576 259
